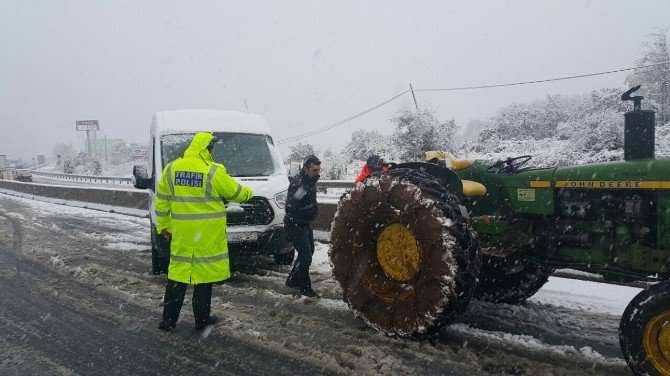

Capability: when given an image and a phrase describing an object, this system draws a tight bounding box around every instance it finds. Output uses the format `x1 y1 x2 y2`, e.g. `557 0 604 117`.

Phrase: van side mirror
288 162 301 181
132 165 152 189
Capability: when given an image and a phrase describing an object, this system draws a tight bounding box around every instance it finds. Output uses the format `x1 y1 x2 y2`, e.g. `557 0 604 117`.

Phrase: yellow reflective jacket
155 132 253 284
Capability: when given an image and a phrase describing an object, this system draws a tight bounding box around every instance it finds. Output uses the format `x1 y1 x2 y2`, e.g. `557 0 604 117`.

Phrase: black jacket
284 171 318 226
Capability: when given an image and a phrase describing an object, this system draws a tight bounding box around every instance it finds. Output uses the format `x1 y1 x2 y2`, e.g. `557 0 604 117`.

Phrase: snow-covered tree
52 143 76 160
460 119 486 143
86 158 103 176
591 88 629 113
625 30 670 124
566 111 624 162
479 94 587 143
390 109 459 161
62 158 75 174
468 91 625 166
656 125 670 157
342 129 392 162
319 148 347 179
333 34 667 169
286 142 316 163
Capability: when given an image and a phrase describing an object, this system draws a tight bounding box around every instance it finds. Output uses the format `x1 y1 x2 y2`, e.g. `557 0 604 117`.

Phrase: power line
277 90 409 144
278 60 670 144
414 60 670 92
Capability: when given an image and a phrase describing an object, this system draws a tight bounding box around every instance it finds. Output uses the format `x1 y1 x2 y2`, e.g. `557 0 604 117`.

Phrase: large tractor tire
620 280 670 376
474 255 552 304
330 168 480 336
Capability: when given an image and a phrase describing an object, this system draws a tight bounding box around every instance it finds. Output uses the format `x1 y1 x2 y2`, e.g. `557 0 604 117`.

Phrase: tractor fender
391 162 464 200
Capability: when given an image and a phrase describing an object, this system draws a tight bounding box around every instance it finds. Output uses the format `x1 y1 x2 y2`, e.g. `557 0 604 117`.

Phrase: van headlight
274 190 287 209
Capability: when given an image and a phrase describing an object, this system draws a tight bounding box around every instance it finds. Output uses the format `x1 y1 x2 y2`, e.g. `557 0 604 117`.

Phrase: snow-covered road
0 193 638 375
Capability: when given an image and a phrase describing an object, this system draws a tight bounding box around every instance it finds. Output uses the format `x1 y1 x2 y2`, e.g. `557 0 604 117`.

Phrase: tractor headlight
274 190 288 209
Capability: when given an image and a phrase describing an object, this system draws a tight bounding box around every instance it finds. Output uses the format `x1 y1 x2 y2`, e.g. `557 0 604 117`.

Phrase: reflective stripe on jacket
155 132 253 284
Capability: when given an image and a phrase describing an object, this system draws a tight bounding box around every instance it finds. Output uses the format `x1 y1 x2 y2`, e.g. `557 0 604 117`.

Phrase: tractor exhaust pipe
622 85 655 160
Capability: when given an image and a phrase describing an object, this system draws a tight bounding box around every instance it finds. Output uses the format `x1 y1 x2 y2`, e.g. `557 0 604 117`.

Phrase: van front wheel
274 249 295 265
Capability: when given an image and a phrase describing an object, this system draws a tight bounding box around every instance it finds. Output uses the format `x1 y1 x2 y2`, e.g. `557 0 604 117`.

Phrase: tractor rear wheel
620 280 670 376
474 255 552 304
330 168 479 336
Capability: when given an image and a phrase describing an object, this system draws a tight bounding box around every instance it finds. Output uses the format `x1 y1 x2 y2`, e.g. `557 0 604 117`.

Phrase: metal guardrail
31 171 133 185
0 179 340 231
316 180 355 189
0 179 150 218
28 171 355 189
28 164 50 171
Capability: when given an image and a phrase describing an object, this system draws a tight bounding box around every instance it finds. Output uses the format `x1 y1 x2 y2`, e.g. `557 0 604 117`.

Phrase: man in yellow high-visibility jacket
156 132 253 331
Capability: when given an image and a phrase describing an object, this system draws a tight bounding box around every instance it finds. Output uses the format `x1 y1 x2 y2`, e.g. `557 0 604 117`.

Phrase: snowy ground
0 192 639 375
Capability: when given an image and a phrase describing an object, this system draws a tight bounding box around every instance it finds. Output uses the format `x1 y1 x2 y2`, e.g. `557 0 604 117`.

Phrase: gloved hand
161 229 172 241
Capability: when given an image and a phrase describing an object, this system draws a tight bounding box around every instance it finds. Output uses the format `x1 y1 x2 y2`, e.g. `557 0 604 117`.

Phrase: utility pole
104 135 108 163
409 83 420 112
244 99 249 113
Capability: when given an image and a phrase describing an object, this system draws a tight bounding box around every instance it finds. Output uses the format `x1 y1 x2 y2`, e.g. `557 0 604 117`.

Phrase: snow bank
531 276 642 316
449 323 627 367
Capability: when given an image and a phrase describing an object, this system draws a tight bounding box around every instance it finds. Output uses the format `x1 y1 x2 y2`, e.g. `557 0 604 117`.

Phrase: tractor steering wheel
486 155 532 174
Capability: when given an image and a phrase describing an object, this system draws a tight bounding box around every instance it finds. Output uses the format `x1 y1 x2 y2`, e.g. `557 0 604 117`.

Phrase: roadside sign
131 147 149 159
76 120 100 131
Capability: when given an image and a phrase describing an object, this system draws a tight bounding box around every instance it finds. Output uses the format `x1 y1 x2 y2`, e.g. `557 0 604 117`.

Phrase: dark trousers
286 225 315 290
162 279 212 327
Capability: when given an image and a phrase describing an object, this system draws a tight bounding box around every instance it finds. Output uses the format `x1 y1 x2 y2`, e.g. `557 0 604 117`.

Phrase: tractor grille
227 197 275 226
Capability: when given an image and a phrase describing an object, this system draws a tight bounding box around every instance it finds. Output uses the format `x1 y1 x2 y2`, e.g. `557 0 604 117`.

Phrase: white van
132 110 294 274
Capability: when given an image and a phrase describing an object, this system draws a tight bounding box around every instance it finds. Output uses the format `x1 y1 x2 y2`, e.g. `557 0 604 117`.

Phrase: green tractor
330 86 670 375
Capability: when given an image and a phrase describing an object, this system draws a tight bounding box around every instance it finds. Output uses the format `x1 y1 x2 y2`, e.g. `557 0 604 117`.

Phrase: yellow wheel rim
376 223 421 282
643 311 670 374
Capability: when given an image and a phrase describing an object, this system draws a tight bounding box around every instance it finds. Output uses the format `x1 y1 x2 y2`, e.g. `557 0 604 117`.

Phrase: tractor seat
425 150 473 171
462 180 487 197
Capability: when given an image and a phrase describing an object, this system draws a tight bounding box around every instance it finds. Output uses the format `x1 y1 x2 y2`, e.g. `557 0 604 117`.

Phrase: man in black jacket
285 155 321 298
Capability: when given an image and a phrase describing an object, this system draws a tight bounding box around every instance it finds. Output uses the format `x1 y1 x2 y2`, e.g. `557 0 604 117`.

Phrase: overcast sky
1 0 669 161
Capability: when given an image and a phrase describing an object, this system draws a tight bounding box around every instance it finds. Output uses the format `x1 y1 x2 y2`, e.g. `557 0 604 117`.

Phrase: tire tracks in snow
0 210 23 256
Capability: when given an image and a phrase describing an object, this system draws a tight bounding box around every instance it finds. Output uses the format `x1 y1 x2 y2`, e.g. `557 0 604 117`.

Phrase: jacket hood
184 132 214 162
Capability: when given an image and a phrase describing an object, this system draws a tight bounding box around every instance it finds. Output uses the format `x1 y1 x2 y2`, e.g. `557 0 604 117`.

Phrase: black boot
195 315 218 330
158 321 176 332
300 287 320 298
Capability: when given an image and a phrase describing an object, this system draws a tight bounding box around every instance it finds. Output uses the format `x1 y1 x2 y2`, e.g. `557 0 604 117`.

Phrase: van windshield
161 132 278 177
